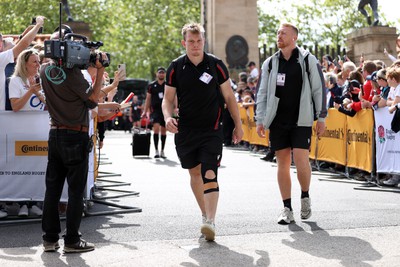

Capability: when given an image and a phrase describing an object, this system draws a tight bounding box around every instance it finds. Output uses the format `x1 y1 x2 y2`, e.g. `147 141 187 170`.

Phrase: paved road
1 130 400 267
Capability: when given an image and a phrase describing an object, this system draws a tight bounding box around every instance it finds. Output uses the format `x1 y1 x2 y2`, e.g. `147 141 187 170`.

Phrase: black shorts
174 128 223 169
269 126 312 151
151 111 165 127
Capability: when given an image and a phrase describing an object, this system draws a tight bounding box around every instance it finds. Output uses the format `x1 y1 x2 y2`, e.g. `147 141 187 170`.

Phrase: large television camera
44 33 110 69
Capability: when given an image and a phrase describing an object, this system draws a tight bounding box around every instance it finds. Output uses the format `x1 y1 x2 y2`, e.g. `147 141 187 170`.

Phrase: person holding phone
322 54 335 72
7 48 45 218
9 49 45 111
0 15 45 111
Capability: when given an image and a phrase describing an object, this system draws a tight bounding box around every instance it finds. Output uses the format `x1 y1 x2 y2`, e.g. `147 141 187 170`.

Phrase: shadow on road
153 158 180 167
181 240 270 267
282 222 382 267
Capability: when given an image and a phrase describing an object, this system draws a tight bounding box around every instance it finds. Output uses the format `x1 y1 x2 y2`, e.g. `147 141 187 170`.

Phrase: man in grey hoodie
256 23 326 224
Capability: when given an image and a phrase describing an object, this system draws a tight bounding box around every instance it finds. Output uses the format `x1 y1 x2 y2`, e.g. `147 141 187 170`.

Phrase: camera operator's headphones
53 24 73 39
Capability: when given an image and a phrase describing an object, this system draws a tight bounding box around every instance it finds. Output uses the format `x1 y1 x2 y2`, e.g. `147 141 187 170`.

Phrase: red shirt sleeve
363 80 372 101
351 101 362 112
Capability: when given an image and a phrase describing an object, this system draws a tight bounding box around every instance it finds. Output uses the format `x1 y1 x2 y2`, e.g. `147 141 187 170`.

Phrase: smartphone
118 64 126 81
35 75 41 84
333 59 340 68
31 17 43 34
337 55 341 61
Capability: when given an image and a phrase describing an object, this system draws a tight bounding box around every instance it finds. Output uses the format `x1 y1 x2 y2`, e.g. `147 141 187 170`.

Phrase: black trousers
42 129 90 245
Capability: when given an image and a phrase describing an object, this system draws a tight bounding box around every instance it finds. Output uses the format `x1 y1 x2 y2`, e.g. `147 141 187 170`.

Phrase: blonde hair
181 23 205 41
280 23 299 36
12 49 39 84
386 66 400 83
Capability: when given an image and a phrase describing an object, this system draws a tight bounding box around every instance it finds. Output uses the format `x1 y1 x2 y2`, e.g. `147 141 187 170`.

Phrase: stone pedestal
64 21 92 40
346 26 397 67
201 0 258 79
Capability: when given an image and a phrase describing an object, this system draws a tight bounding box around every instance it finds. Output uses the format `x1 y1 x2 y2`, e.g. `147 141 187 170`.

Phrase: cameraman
40 48 108 253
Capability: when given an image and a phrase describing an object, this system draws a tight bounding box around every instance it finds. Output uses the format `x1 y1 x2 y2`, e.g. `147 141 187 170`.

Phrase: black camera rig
43 2 110 69
44 33 110 69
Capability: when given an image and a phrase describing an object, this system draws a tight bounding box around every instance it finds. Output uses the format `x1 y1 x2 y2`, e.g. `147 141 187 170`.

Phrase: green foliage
258 0 399 49
293 0 366 47
257 5 280 45
0 0 200 79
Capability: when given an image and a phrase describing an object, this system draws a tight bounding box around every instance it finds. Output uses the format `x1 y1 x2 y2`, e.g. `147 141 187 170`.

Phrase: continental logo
15 141 48 156
346 130 370 145
320 128 345 140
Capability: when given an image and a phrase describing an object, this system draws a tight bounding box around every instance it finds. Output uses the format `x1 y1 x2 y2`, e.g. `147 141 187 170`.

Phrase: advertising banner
346 109 374 172
0 111 93 201
374 107 400 174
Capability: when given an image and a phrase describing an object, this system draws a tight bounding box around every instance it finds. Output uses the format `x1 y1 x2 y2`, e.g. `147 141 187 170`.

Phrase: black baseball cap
157 67 166 72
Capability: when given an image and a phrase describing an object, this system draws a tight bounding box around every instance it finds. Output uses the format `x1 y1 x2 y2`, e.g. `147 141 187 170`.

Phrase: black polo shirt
166 53 229 130
271 48 303 128
147 80 165 112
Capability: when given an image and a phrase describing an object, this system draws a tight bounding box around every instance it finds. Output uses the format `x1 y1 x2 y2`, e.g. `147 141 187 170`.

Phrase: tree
257 7 280 46
0 0 200 79
293 0 366 47
258 0 398 49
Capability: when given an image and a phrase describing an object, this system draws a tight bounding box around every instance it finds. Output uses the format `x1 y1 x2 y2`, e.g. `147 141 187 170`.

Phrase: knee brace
201 163 219 194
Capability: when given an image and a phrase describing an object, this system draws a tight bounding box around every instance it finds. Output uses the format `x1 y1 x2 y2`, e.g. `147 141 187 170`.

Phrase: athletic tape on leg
201 163 219 194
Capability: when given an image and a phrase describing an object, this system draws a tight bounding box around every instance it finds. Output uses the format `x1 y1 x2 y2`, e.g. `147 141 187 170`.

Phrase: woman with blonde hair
9 49 45 111
8 48 45 217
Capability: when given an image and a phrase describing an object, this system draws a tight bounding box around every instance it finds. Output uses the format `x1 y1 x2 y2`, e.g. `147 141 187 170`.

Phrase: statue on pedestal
358 0 379 26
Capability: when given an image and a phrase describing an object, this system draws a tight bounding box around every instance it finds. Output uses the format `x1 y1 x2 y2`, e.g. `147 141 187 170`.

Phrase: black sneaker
43 240 60 252
260 151 275 162
160 151 166 159
64 239 95 253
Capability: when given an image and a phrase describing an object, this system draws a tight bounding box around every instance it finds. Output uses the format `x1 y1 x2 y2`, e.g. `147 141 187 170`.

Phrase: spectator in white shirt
247 61 259 81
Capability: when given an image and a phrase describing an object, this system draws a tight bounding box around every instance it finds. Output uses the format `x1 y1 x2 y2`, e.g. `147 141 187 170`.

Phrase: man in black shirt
143 67 167 158
256 23 326 225
162 23 243 241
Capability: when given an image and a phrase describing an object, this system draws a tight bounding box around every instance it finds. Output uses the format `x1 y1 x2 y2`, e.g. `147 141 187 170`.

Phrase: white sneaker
154 150 160 158
18 205 29 217
277 207 295 225
0 209 7 219
201 220 215 241
301 198 312 220
30 205 43 217
160 150 166 159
